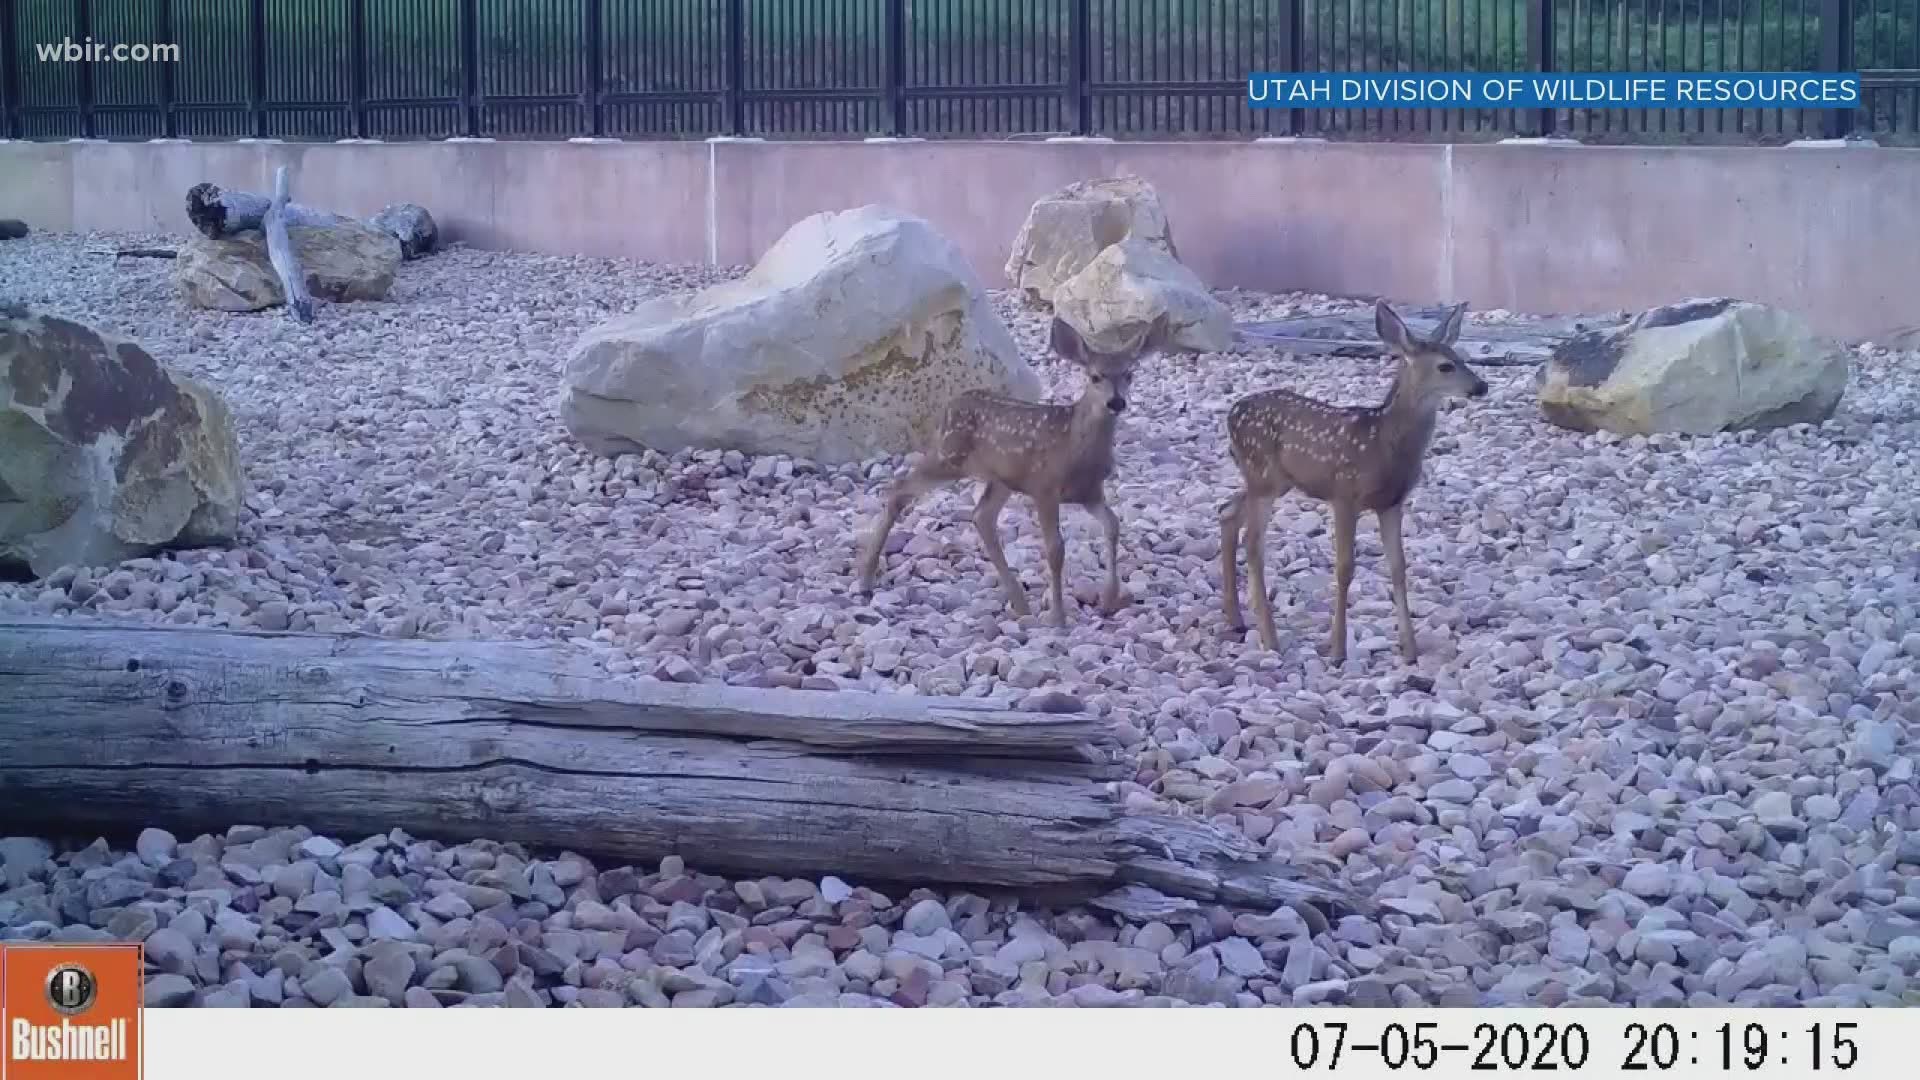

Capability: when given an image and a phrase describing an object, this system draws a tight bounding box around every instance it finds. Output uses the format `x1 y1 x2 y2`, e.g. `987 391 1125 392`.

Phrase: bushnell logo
46 962 101 1015
3 943 142 1079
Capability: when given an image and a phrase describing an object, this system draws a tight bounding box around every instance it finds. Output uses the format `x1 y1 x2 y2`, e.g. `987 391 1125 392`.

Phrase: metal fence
3 1 1916 145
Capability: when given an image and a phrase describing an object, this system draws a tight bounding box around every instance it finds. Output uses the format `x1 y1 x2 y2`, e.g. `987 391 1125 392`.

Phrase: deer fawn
855 314 1173 627
1218 299 1488 663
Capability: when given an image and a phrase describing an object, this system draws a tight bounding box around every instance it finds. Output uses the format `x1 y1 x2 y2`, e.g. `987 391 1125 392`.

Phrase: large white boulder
562 204 1041 464
1051 235 1235 354
1005 175 1179 307
177 218 401 313
1536 298 1850 435
1 304 245 578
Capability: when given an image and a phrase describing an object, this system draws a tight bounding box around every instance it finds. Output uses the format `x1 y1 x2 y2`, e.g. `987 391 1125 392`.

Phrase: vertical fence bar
1067 0 1090 134
0 0 17 139
459 0 480 136
723 0 744 135
1819 0 1855 137
1281 0 1304 135
74 0 93 136
347 0 366 137
155 0 174 137
884 0 905 135
248 0 267 137
1527 0 1556 136
584 0 603 136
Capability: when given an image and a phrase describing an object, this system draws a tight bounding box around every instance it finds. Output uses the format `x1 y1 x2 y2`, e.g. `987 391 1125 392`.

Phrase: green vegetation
7 0 1914 142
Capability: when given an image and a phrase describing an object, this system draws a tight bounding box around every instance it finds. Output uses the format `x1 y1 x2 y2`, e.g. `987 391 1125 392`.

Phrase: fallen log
0 619 1357 917
186 179 343 241
1237 305 1631 365
262 166 315 323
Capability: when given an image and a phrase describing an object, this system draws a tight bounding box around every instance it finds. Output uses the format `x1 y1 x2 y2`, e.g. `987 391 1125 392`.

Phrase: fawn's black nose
1108 398 1127 413
1469 383 1489 398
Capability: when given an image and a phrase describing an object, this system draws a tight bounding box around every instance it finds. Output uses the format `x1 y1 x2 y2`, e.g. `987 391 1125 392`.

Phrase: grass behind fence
7 0 1917 142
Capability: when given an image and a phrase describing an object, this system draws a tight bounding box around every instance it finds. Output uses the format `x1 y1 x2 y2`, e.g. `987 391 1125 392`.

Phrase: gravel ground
3 231 1919 1008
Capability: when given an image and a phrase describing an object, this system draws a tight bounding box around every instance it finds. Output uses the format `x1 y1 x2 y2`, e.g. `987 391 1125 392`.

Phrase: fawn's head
1376 300 1489 406
1049 314 1173 416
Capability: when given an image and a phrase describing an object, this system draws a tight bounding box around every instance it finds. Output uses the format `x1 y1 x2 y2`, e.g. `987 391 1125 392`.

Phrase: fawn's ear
1049 316 1090 366
1375 300 1414 354
1432 302 1467 347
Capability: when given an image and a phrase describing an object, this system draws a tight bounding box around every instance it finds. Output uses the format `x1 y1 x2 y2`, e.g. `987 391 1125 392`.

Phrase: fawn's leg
1217 492 1246 633
1088 501 1124 614
855 465 952 594
1243 494 1282 651
971 480 1029 617
1328 500 1358 663
1378 502 1416 661
1034 497 1069 627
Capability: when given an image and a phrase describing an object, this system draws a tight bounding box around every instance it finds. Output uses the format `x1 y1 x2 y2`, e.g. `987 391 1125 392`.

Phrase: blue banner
1247 72 1860 110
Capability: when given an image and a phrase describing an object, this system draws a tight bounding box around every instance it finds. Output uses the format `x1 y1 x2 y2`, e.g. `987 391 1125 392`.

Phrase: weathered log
0 619 1357 916
262 166 315 324
1237 305 1631 365
185 181 342 240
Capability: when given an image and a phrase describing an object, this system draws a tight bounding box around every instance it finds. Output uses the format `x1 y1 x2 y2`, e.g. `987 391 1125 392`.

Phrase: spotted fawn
1218 300 1488 662
856 314 1173 626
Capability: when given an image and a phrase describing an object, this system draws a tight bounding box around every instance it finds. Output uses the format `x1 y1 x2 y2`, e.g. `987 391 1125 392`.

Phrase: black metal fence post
584 0 603 136
1819 0 1856 139
1 0 23 139
156 0 175 137
723 0 745 136
75 0 93 137
459 0 480 136
1281 0 1305 136
884 0 906 136
248 0 267 137
347 0 366 137
1526 0 1556 137
1067 0 1091 135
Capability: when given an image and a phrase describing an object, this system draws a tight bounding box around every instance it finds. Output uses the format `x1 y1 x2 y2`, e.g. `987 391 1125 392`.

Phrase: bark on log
262 167 315 324
185 181 341 240
0 619 1357 917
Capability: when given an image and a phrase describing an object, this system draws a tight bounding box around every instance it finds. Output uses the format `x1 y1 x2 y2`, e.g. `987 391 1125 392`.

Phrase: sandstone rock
1052 236 1234 354
1005 176 1179 307
1 305 245 578
1536 298 1849 434
177 218 401 313
562 204 1039 463
366 203 438 260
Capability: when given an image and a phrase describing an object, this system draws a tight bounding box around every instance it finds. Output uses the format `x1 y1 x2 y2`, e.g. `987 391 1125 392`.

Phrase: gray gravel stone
1623 864 1674 898
143 974 198 1007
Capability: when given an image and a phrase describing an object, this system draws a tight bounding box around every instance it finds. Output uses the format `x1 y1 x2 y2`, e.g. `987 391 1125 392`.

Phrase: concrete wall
3 136 1915 341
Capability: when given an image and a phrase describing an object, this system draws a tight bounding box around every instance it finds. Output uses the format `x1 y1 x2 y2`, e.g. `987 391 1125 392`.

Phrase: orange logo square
1 943 143 1080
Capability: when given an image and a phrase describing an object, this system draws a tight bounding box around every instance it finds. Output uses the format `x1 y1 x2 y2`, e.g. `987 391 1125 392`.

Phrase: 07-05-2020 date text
1285 1021 1861 1073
